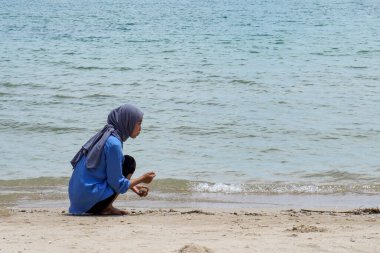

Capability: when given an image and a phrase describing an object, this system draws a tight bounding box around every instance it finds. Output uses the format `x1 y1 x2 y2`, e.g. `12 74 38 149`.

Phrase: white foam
189 181 380 194
191 182 244 193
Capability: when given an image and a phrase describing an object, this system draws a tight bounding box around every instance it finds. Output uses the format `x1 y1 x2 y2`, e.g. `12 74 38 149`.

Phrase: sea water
0 0 380 207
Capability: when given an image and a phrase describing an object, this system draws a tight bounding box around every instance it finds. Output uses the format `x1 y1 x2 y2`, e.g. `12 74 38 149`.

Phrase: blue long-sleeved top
68 135 130 214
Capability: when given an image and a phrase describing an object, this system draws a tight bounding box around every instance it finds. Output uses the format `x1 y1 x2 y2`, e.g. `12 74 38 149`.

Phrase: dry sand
0 207 379 253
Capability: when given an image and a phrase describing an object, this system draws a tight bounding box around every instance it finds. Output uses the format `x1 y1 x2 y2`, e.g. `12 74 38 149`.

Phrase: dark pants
86 155 136 214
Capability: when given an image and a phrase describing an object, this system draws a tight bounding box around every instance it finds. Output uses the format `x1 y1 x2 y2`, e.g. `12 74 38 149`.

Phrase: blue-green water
1 0 380 203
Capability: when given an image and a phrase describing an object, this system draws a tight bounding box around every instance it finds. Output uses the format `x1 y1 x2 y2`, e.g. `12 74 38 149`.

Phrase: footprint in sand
177 244 214 253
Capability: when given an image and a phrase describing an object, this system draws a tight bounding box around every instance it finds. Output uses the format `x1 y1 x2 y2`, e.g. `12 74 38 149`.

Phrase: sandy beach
1 207 379 253
1 1 380 253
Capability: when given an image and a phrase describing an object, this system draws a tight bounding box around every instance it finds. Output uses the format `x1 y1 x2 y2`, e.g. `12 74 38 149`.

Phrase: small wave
0 91 11 96
117 27 131 31
357 50 380 55
0 177 68 205
188 182 380 194
172 125 223 136
230 79 256 85
52 94 77 99
191 182 244 193
274 39 284 45
260 148 282 153
353 134 368 139
72 66 109 70
251 33 272 37
115 67 133 71
150 179 380 195
0 120 86 133
236 134 257 138
162 50 176 53
1 82 19 87
126 39 163 43
300 169 375 182
0 177 69 187
50 60 71 66
83 93 116 98
0 82 43 88
77 36 110 42
201 63 214 66
346 66 368 69
1 178 379 207
320 136 340 140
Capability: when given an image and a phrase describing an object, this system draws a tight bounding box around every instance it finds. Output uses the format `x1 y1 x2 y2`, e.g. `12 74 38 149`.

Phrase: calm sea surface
1 0 380 204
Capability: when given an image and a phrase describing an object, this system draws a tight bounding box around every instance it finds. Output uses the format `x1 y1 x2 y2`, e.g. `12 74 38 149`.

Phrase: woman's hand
141 172 156 184
132 185 149 197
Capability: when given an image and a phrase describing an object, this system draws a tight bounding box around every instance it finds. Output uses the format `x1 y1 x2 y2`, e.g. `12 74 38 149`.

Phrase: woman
68 104 155 215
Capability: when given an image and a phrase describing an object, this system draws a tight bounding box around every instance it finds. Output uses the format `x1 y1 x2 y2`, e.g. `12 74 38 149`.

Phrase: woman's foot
99 205 129 215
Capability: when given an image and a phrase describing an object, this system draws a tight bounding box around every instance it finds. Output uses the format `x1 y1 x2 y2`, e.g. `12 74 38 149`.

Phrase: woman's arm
105 139 156 193
128 172 156 189
105 143 131 194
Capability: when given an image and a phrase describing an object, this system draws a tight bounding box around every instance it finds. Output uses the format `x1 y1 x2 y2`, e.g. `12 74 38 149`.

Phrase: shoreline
1 207 379 253
6 192 380 211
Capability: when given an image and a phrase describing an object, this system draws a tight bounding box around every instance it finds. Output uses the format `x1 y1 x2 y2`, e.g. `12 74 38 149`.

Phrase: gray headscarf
70 104 143 169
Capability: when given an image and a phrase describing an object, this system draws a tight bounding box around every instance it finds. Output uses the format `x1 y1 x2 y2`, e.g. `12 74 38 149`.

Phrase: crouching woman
68 104 155 215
